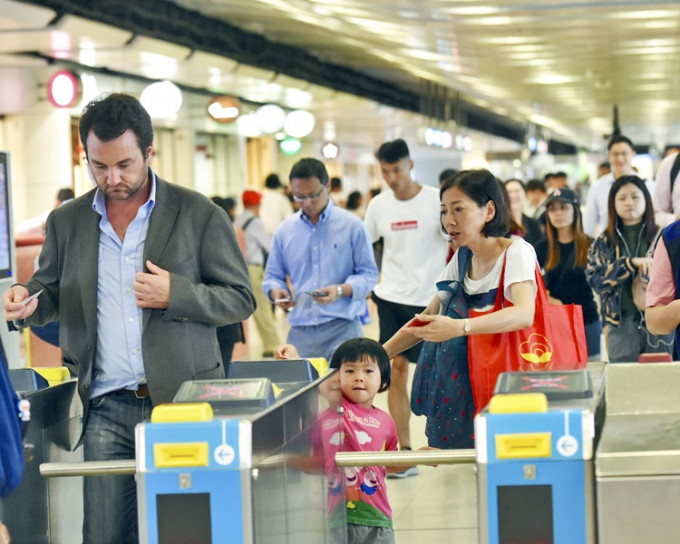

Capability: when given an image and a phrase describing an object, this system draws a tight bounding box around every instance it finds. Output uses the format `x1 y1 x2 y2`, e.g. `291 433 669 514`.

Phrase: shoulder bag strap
495 246 548 310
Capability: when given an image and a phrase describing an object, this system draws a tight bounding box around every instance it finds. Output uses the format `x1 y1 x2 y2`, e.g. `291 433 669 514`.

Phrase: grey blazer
20 178 256 422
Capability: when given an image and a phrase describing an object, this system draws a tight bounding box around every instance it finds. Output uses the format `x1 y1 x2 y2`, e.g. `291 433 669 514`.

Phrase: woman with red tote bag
384 169 539 447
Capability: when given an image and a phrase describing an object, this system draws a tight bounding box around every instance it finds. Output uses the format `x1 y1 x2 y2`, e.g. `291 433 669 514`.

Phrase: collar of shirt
299 198 334 227
92 167 157 218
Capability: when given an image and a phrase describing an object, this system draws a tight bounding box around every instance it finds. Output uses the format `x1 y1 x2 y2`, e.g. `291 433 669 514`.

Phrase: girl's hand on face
404 314 461 342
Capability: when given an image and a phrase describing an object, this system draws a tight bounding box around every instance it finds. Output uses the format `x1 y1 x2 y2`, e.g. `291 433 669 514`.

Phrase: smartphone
306 291 326 297
638 353 672 363
275 297 292 303
409 318 429 327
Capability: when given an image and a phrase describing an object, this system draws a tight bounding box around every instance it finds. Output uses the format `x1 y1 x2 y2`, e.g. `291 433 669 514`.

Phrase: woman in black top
536 188 601 359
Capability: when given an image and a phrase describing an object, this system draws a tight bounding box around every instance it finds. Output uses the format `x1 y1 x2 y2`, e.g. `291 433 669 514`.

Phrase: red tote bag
468 256 588 413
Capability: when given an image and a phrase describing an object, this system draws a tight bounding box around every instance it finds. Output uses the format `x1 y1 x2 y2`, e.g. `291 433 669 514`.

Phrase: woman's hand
632 257 653 277
403 314 462 342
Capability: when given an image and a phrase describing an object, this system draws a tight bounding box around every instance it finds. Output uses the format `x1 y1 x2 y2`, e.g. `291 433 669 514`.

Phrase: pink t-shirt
647 237 676 306
320 396 398 528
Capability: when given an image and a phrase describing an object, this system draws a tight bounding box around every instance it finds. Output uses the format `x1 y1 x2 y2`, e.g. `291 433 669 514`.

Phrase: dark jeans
82 391 153 544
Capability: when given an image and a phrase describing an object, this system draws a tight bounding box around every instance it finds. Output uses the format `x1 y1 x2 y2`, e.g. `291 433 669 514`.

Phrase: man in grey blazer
3 93 255 543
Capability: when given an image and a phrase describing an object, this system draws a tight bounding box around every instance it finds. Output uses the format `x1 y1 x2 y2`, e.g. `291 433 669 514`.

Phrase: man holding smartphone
263 158 378 362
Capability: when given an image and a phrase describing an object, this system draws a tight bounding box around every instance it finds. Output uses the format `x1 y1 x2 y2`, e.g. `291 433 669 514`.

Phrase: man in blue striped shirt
263 158 378 362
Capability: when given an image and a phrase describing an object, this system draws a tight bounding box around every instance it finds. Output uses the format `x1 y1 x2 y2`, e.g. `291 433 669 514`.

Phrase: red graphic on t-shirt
391 220 418 231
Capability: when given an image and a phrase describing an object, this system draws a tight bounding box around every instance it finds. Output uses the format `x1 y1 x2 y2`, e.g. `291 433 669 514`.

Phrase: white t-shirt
437 239 538 312
260 188 294 235
364 184 448 306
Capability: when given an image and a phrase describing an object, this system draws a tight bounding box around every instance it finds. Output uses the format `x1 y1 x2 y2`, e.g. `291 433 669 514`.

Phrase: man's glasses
292 186 325 203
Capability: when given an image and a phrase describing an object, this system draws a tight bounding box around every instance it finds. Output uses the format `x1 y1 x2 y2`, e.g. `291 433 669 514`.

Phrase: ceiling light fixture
207 96 241 124
284 110 316 138
140 80 183 119
255 104 286 134
47 70 82 108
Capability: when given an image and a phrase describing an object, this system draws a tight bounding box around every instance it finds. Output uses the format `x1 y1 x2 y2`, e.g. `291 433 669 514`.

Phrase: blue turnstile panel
138 417 245 544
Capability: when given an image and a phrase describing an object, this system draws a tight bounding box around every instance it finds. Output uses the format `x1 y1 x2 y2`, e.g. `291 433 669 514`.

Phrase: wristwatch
336 285 344 299
463 318 471 335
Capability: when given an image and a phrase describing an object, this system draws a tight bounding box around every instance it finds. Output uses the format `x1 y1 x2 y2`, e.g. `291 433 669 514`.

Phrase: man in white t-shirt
364 139 449 476
583 135 655 237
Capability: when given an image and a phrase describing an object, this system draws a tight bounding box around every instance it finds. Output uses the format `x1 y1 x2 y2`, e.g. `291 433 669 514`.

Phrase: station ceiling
4 0 680 153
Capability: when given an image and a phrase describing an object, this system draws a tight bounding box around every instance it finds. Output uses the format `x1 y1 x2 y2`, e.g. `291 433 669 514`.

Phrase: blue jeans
82 391 153 544
287 317 364 362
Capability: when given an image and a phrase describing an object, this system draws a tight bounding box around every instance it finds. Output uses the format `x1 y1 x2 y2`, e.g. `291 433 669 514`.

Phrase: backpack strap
242 216 256 231
670 152 680 195
457 246 473 279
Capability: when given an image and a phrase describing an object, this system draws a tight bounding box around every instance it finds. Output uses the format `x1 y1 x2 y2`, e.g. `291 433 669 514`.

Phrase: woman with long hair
586 175 673 361
504 178 544 247
383 169 538 448
536 188 601 359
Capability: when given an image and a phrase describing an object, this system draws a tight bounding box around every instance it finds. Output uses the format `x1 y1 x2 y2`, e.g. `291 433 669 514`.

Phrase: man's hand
134 260 170 309
309 285 342 304
2 285 38 321
270 288 295 310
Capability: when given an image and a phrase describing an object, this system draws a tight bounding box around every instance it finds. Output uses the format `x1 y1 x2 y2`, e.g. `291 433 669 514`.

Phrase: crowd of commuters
4 94 680 544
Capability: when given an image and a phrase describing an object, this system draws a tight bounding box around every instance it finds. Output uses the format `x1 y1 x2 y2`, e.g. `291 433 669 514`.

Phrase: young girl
328 337 399 544
536 188 601 360
586 175 673 361
384 169 538 448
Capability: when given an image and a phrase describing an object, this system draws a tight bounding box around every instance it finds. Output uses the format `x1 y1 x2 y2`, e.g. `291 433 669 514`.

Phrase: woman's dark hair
79 93 153 158
346 190 362 211
604 175 657 245
329 338 391 393
439 169 509 238
544 200 590 270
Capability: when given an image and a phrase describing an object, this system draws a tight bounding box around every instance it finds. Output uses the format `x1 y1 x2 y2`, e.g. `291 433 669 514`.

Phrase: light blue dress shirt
90 173 157 398
262 200 378 327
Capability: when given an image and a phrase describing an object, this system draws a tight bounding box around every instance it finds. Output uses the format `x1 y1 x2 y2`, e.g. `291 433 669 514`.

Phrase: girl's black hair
329 338 391 392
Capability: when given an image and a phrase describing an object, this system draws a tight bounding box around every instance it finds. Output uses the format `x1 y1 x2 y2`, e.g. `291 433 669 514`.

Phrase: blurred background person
16 186 76 238
536 188 601 360
504 178 544 248
346 190 364 219
260 172 294 235
587 176 673 361
525 178 549 220
438 167 458 187
211 195 246 369
210 196 237 222
234 189 280 357
653 149 680 228
329 176 346 207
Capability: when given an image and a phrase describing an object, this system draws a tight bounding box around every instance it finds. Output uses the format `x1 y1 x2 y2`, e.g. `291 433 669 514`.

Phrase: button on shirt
262 200 378 327
90 174 157 398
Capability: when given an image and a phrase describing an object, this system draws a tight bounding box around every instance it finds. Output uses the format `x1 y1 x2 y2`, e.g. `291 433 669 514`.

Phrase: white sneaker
387 465 419 479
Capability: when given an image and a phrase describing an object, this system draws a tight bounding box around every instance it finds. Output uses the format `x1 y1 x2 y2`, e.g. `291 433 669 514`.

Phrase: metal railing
335 449 476 467
40 460 136 477
40 449 476 478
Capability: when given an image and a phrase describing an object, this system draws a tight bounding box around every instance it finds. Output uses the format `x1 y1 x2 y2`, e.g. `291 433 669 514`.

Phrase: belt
117 384 150 399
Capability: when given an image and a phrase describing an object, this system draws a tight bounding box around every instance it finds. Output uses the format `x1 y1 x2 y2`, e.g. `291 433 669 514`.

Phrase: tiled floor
245 301 480 542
